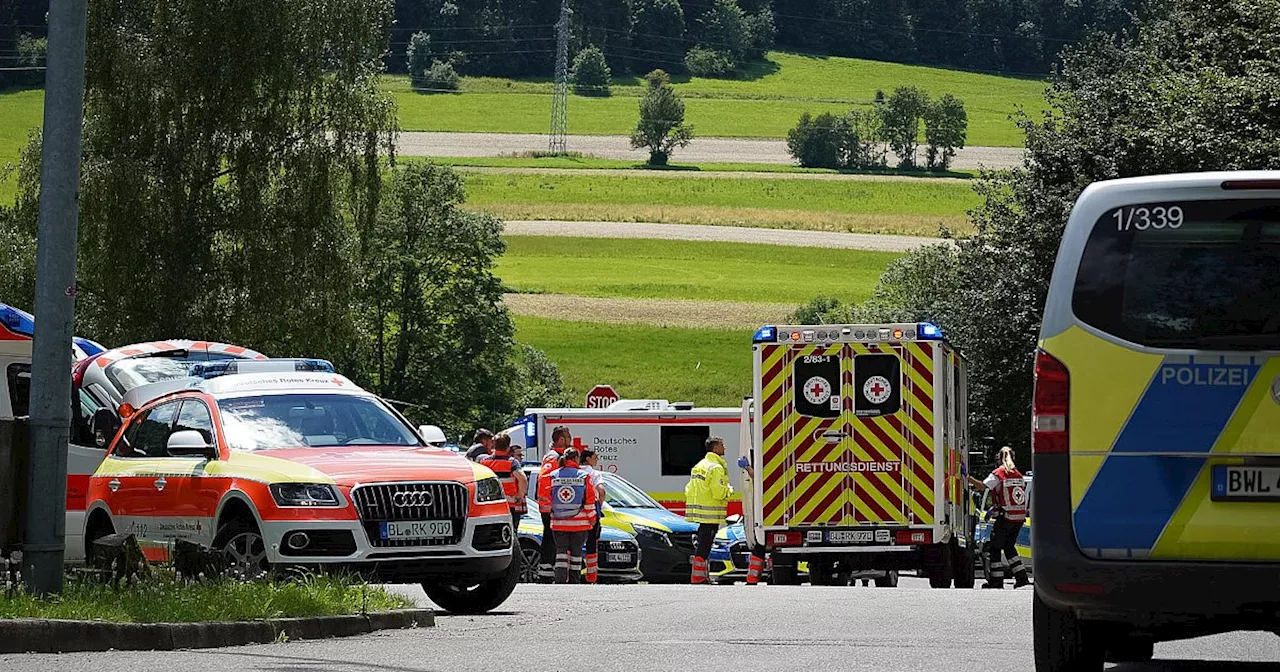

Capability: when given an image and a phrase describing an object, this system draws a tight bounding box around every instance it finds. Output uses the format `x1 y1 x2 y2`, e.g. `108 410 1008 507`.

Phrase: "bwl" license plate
380 520 453 540
1212 466 1280 502
606 552 632 564
828 530 874 543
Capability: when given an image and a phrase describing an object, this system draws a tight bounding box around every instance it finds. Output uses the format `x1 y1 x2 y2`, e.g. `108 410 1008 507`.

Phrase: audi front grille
351 482 469 548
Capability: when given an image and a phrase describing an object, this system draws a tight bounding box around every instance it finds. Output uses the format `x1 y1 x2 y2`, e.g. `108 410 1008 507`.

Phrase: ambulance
505 400 744 515
741 323 977 587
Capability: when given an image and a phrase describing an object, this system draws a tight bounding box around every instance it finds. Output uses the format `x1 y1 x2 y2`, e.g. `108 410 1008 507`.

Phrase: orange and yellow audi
83 359 519 613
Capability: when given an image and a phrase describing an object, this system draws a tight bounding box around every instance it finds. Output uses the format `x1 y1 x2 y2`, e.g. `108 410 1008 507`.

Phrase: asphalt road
5 580 1278 672
399 131 1026 171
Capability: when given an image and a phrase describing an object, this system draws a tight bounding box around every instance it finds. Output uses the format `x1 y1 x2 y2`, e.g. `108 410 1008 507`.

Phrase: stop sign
585 384 619 409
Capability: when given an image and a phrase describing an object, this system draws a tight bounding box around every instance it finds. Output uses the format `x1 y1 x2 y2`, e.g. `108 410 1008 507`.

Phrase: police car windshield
601 473 663 508
217 393 421 451
1073 200 1280 350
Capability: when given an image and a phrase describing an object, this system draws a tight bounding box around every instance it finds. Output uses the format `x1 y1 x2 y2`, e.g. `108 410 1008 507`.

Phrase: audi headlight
474 477 505 504
633 525 673 547
270 483 342 507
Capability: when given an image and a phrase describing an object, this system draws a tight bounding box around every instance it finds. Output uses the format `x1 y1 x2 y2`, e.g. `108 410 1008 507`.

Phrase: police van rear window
1072 199 1280 350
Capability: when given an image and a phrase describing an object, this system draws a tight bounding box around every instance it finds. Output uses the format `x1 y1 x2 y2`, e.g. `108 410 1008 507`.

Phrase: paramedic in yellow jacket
686 436 733 584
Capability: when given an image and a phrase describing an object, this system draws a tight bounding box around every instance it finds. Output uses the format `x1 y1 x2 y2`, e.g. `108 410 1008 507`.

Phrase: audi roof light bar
189 358 336 379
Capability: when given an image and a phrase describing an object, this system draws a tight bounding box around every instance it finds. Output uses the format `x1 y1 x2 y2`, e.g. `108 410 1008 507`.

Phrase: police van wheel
1033 590 1104 672
421 553 520 615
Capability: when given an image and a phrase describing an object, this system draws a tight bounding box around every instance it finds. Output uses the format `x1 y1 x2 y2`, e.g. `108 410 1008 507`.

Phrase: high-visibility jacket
685 452 732 524
478 451 526 513
546 461 597 532
992 467 1028 523
537 447 565 513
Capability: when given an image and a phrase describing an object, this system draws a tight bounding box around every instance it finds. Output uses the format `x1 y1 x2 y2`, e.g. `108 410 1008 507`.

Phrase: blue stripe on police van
1073 357 1261 553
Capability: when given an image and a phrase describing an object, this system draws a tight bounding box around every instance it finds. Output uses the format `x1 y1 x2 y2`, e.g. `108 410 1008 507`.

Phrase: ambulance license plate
380 520 453 541
607 552 631 564
828 530 874 544
1211 466 1280 502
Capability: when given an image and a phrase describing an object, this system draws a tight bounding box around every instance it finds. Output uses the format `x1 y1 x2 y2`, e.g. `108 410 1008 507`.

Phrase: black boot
1013 572 1031 588
983 578 1003 589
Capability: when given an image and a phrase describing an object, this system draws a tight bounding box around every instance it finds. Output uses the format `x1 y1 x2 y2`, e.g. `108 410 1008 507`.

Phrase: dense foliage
572 45 612 95
793 0 1280 464
631 69 695 165
0 0 566 434
787 89 967 171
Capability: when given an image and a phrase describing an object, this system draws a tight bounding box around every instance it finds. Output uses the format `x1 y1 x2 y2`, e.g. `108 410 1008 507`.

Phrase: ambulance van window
1073 200 1280 350
118 402 179 458
174 399 215 447
6 364 30 418
660 425 710 476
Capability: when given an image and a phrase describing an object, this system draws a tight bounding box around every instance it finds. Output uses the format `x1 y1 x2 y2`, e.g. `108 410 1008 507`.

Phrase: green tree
879 86 930 168
571 45 612 96
629 0 684 74
786 112 849 169
356 162 522 432
798 0 1280 456
7 0 397 359
684 46 735 78
698 0 750 64
406 31 433 89
630 69 695 166
743 7 776 61
923 94 968 171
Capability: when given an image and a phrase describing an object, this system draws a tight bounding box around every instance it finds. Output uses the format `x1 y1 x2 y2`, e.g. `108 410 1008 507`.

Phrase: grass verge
429 155 978 179
0 573 412 623
499 235 897 304
468 172 978 235
515 316 752 407
0 87 41 204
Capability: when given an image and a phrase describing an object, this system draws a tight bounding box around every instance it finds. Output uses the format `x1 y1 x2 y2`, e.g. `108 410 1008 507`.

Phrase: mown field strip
497 235 898 305
502 220 947 252
504 293 793 329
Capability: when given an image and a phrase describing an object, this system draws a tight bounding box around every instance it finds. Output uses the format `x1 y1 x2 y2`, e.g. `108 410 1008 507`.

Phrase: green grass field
388 51 1047 146
0 87 41 203
499 235 896 304
467 171 979 235
515 316 752 406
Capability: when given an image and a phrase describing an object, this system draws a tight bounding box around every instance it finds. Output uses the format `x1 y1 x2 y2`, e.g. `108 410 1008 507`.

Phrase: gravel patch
504 293 794 328
503 220 948 253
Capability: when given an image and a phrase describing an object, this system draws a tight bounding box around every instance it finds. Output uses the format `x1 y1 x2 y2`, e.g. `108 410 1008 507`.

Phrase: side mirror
167 430 218 459
725 514 743 525
91 408 121 449
418 424 446 445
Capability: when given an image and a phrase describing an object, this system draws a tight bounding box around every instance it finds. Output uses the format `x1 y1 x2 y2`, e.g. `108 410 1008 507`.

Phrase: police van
1033 172 1280 670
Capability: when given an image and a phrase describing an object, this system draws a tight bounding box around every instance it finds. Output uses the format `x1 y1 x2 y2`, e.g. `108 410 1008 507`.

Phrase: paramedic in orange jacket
544 448 598 584
535 426 572 582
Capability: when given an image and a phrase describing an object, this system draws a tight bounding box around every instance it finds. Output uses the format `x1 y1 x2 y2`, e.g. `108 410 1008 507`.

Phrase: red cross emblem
863 375 892 404
802 376 831 405
332 377 345 386
571 437 588 451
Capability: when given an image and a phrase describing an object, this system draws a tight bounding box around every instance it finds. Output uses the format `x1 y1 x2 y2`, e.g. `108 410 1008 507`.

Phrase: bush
684 46 736 78
786 112 849 169
422 60 459 92
923 94 968 171
743 9 776 61
406 32 433 89
571 46 611 96
630 0 685 74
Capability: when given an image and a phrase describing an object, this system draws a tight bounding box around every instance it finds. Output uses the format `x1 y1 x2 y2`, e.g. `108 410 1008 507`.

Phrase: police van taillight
1032 349 1069 454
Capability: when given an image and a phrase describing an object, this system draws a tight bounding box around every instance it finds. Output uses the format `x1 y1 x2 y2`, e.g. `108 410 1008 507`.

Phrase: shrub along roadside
0 573 411 623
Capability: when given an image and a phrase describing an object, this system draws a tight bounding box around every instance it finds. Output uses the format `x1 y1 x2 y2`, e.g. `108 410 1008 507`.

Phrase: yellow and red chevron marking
899 342 936 524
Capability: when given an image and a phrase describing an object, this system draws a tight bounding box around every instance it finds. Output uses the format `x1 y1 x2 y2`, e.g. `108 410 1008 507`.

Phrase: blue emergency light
190 358 335 379
917 323 944 340
0 303 35 338
752 326 777 343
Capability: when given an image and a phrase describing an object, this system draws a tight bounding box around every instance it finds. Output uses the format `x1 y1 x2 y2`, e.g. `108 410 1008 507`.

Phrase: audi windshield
216 393 422 450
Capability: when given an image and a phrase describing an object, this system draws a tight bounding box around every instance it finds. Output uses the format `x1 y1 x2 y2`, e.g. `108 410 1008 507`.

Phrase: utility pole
548 0 571 154
23 0 89 596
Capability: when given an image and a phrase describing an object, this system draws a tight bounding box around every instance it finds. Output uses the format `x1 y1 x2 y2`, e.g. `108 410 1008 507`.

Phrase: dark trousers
552 530 588 584
988 517 1027 582
538 512 556 582
695 522 718 559
586 520 601 557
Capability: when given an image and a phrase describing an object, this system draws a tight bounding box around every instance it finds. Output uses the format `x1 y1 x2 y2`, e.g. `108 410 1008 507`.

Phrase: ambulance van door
846 343 914 527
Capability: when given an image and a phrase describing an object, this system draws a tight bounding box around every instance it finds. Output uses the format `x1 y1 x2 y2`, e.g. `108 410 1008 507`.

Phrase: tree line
0 0 571 438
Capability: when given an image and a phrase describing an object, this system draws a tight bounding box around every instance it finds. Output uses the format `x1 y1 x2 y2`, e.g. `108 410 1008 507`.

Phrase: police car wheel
421 552 520 615
1033 590 1104 672
518 540 541 583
